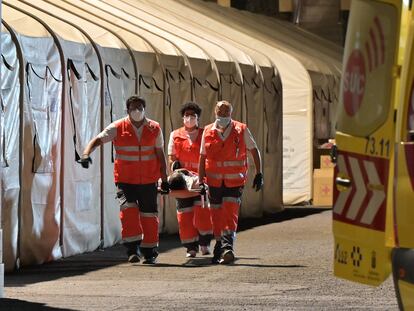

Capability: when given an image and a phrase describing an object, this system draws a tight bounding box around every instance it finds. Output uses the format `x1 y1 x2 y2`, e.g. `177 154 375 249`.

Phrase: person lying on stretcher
167 169 207 199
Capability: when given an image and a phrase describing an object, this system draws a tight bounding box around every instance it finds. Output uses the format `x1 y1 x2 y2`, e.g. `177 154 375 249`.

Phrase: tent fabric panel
5 0 89 45
186 0 342 75
134 0 261 66
262 73 283 212
40 0 163 54
82 0 209 60
2 5 52 38
20 0 129 50
109 0 228 62
59 0 182 57
240 65 264 218
101 47 135 247
1 31 21 271
283 114 312 205
61 39 101 257
18 35 62 267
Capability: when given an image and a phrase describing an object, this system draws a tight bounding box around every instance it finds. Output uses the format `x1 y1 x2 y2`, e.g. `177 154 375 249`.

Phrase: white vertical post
0 0 4 298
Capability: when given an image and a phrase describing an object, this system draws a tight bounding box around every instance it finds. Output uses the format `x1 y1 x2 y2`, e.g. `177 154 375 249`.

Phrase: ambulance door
333 0 401 286
392 7 414 310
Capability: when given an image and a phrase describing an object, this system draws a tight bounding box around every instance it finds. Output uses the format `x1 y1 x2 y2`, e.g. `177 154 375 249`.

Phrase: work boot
200 245 211 255
219 249 235 265
142 256 158 264
141 248 159 265
211 241 222 264
124 241 140 263
184 242 199 258
128 254 140 263
199 233 212 255
186 250 197 258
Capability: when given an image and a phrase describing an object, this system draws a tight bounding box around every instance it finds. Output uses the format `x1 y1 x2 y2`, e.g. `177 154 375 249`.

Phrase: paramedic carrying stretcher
198 100 264 264
167 102 213 258
78 95 169 265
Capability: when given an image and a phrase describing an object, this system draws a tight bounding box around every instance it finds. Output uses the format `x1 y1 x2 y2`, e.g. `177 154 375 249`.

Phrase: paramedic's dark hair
126 95 146 110
168 171 187 190
180 101 202 117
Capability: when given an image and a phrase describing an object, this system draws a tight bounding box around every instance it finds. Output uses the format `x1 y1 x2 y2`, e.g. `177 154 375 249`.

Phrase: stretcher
158 185 208 206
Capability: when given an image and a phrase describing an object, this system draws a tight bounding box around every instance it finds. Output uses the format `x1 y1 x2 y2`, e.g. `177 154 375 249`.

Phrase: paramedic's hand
199 183 207 196
160 181 170 195
77 155 92 169
252 173 263 191
172 161 181 171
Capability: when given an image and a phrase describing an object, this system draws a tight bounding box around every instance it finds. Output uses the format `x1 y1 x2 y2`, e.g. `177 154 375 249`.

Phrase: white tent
163 0 343 204
0 0 340 271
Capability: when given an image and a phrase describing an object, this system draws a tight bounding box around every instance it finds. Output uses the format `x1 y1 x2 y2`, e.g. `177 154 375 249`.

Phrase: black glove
199 182 207 196
160 181 170 194
172 161 181 171
252 173 263 192
77 156 92 169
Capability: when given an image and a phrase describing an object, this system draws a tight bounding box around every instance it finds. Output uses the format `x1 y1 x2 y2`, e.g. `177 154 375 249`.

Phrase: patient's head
168 171 187 190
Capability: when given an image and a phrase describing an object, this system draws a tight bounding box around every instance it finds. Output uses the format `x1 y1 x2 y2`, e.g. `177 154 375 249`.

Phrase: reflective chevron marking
333 151 389 231
361 160 385 224
346 157 367 220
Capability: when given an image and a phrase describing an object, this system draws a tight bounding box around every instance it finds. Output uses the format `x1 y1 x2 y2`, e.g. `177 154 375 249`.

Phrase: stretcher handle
335 177 351 188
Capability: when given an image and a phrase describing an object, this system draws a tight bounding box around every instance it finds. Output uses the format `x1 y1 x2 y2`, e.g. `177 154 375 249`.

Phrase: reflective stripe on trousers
140 213 159 247
120 207 143 241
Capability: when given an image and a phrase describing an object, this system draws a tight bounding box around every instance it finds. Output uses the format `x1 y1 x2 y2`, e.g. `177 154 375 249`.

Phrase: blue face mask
216 116 231 128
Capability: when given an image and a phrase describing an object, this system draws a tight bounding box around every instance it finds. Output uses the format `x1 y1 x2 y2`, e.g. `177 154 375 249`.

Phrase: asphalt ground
1 208 398 310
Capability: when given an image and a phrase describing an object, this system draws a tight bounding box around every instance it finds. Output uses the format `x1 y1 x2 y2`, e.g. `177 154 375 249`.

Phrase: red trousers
117 183 159 249
176 196 213 246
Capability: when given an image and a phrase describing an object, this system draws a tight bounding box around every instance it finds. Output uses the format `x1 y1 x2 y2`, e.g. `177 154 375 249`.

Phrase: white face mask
183 116 198 128
216 116 231 128
130 108 145 122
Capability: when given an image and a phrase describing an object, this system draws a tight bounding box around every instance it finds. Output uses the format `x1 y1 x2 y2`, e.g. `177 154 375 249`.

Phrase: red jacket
203 120 248 187
172 127 203 172
113 117 160 184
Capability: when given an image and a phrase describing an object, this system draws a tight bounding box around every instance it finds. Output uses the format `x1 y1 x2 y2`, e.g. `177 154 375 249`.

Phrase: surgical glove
77 156 92 169
172 161 181 171
199 182 207 196
252 173 263 191
160 181 170 194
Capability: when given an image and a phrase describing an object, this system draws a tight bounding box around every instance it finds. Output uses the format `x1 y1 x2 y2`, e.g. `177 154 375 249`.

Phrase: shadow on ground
5 207 327 287
238 206 329 232
0 298 77 311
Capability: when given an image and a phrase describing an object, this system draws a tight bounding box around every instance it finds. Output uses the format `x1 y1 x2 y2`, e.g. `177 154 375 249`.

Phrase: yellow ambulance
333 0 414 309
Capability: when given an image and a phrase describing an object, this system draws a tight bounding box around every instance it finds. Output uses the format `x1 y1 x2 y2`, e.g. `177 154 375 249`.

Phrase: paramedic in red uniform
168 102 213 258
79 95 169 264
198 100 263 264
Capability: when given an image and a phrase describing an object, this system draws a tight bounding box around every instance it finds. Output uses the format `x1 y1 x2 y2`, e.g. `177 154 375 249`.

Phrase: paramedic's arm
198 154 206 183
155 130 168 182
156 148 168 182
82 136 103 158
82 123 116 158
198 129 207 182
167 131 178 171
249 147 262 175
245 128 262 174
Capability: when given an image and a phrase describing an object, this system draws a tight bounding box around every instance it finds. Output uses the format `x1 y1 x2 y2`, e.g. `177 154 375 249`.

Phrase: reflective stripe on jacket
113 117 160 184
173 127 203 172
204 120 247 187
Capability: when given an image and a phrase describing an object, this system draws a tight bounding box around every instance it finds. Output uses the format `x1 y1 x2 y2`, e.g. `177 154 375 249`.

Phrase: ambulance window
336 0 398 137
